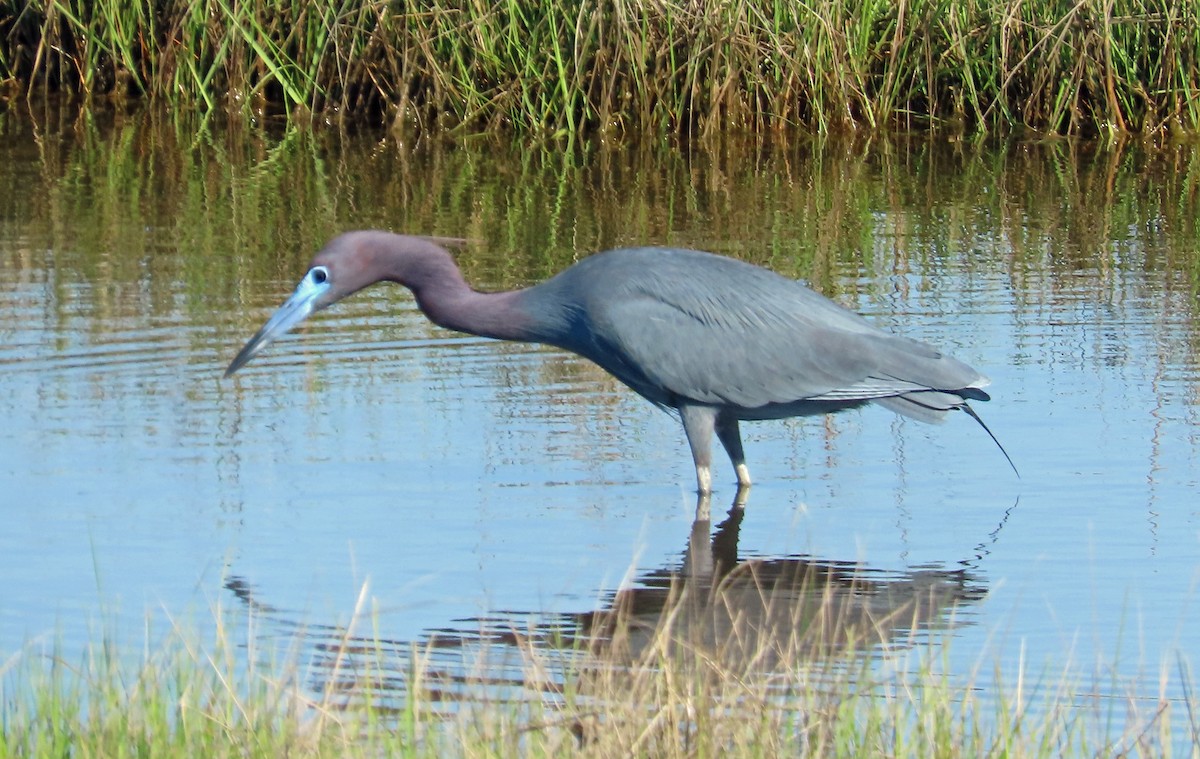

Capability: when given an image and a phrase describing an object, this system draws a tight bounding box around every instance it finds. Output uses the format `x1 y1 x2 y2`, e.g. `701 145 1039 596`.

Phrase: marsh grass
1 1 1198 136
2 567 1196 758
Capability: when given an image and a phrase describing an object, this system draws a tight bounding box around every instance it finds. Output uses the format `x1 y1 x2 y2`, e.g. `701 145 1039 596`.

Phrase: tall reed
2 0 1197 136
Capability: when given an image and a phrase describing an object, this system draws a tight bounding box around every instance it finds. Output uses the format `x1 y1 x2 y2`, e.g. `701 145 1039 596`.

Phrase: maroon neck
376 239 536 342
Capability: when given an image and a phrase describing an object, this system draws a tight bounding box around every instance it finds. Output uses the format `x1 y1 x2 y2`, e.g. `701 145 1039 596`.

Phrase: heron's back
523 247 989 420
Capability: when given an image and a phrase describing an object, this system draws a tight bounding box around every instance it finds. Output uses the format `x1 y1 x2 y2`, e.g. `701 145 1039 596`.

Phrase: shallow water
3 109 1200 746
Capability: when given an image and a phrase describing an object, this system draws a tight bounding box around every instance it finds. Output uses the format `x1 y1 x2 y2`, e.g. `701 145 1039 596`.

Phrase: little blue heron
226 231 1012 493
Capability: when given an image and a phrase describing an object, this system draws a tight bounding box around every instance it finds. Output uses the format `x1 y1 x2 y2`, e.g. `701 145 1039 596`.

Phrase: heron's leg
714 413 752 490
679 405 717 494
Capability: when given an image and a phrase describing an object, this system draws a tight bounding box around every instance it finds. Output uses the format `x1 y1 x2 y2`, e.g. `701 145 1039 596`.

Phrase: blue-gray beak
225 267 331 377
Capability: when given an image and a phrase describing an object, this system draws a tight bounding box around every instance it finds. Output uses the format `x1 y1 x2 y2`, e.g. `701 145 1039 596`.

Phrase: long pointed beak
225 273 331 377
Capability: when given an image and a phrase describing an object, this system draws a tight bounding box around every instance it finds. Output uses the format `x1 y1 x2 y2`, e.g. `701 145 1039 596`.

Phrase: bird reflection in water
223 496 989 729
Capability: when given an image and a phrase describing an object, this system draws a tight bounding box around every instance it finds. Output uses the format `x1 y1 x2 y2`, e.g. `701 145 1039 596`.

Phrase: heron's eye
311 266 329 284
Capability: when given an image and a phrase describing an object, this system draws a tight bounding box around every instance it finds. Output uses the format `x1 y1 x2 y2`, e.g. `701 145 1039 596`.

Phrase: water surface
2 110 1200 746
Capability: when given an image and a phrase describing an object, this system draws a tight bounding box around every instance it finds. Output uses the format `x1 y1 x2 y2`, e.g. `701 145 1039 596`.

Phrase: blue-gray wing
571 248 987 414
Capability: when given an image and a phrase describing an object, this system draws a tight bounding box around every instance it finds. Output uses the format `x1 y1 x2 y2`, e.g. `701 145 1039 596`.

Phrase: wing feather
548 248 987 411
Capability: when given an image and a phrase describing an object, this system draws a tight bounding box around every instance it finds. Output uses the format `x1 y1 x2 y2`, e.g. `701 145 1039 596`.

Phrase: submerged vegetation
1 0 1198 136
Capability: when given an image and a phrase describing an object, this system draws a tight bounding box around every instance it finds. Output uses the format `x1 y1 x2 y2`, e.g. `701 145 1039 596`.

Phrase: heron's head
223 232 390 377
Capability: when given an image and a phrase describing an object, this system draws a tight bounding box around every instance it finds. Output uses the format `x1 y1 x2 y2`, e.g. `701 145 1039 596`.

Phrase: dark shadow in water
224 491 1006 721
